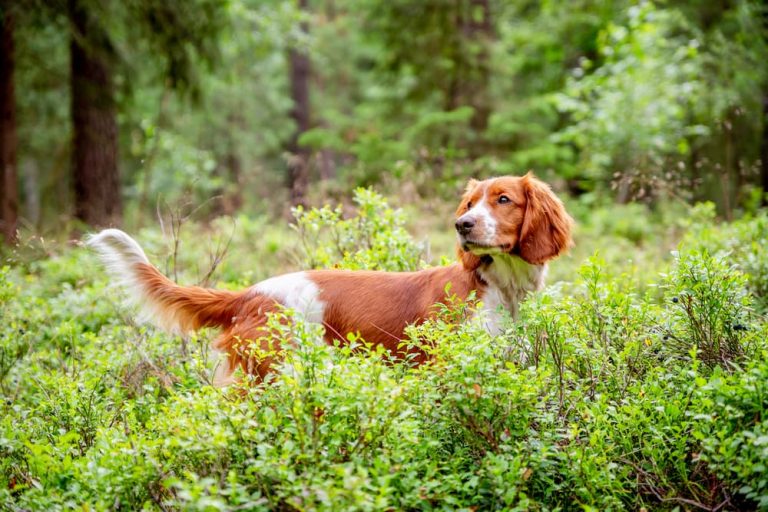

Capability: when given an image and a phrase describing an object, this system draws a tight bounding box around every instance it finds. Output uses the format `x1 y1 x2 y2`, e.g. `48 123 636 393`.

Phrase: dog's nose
455 217 476 235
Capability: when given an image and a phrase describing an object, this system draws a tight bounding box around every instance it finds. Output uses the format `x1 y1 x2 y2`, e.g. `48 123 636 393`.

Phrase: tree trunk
1 6 17 244
464 0 493 134
287 0 311 207
760 0 768 207
22 160 39 228
444 0 493 157
70 0 121 226
761 94 768 207
211 148 243 217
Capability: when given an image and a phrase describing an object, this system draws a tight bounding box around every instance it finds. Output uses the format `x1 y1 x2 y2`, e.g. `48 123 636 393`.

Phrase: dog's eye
498 195 511 204
467 201 473 209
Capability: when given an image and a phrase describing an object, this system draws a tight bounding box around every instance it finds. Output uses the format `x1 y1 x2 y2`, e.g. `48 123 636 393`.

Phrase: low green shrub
2 202 768 510
291 187 426 271
661 249 754 370
683 203 768 314
694 352 768 509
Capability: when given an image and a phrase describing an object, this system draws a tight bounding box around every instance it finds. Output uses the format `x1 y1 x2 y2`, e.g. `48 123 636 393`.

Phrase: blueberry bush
1 197 767 511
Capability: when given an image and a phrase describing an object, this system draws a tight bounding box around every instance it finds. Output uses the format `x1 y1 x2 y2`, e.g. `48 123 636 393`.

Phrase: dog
88 174 573 385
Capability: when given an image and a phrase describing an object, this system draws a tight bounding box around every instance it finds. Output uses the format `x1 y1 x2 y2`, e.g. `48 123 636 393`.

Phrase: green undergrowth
1 195 767 510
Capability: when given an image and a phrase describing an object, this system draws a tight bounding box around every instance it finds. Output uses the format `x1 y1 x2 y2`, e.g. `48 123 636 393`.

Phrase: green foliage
661 249 754 370
7 0 768 506
4 202 768 510
0 267 28 388
12 0 768 228
554 3 706 195
682 205 768 314
291 188 425 271
694 355 768 509
130 124 221 208
580 202 659 245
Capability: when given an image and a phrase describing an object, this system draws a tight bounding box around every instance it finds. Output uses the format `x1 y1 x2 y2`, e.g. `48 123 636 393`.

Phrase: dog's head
455 174 573 269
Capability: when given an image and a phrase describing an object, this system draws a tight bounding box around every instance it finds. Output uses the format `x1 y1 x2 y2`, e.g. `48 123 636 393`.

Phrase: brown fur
134 263 282 383
455 173 573 266
119 174 571 384
132 262 482 382
517 174 574 264
310 265 483 362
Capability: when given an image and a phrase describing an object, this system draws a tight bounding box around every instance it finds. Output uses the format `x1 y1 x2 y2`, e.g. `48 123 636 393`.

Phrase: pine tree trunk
760 0 768 206
211 148 243 217
445 0 493 157
70 0 121 226
465 0 492 134
1 6 18 243
762 94 768 206
287 0 311 207
225 151 243 212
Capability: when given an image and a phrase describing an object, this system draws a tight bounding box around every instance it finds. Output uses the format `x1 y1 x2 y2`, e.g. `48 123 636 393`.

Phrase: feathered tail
86 229 244 333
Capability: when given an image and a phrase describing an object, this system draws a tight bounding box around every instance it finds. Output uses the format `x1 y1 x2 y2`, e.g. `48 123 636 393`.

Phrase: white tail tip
86 229 150 269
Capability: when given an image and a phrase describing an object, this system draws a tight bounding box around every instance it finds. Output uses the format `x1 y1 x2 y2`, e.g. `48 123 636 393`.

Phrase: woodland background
2 1 768 511
1 0 767 237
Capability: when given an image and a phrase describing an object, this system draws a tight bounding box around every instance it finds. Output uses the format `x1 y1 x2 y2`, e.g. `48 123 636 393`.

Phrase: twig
198 218 236 287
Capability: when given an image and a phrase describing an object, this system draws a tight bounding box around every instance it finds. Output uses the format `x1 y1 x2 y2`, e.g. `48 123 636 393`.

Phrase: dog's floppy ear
517 174 573 265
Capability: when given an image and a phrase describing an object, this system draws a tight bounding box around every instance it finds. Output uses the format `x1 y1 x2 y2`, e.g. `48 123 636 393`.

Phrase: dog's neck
475 253 546 319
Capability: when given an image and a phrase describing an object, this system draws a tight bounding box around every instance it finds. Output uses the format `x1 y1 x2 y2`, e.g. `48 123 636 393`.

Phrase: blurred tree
486 0 618 185
0 3 17 243
365 1 492 126
763 91 768 205
122 0 296 221
760 0 768 206
677 0 768 214
460 0 493 136
551 0 768 211
52 0 226 226
301 0 618 194
364 0 495 153
10 0 768 229
554 4 705 202
69 0 121 226
287 0 311 206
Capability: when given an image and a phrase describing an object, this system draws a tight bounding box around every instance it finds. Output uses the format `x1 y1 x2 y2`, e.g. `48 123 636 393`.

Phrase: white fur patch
86 228 150 270
251 271 325 323
467 193 498 245
476 254 547 330
86 229 172 329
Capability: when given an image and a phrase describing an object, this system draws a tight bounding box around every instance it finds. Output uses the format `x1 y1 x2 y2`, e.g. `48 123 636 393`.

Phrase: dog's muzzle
455 215 476 237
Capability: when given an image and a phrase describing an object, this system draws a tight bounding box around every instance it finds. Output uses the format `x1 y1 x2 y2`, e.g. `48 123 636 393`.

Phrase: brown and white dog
88 174 572 384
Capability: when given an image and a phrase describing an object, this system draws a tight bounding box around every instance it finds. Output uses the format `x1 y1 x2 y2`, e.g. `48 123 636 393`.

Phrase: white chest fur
475 254 546 335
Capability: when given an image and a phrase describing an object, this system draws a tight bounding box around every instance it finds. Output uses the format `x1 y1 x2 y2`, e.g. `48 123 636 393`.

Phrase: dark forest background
1 0 767 242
